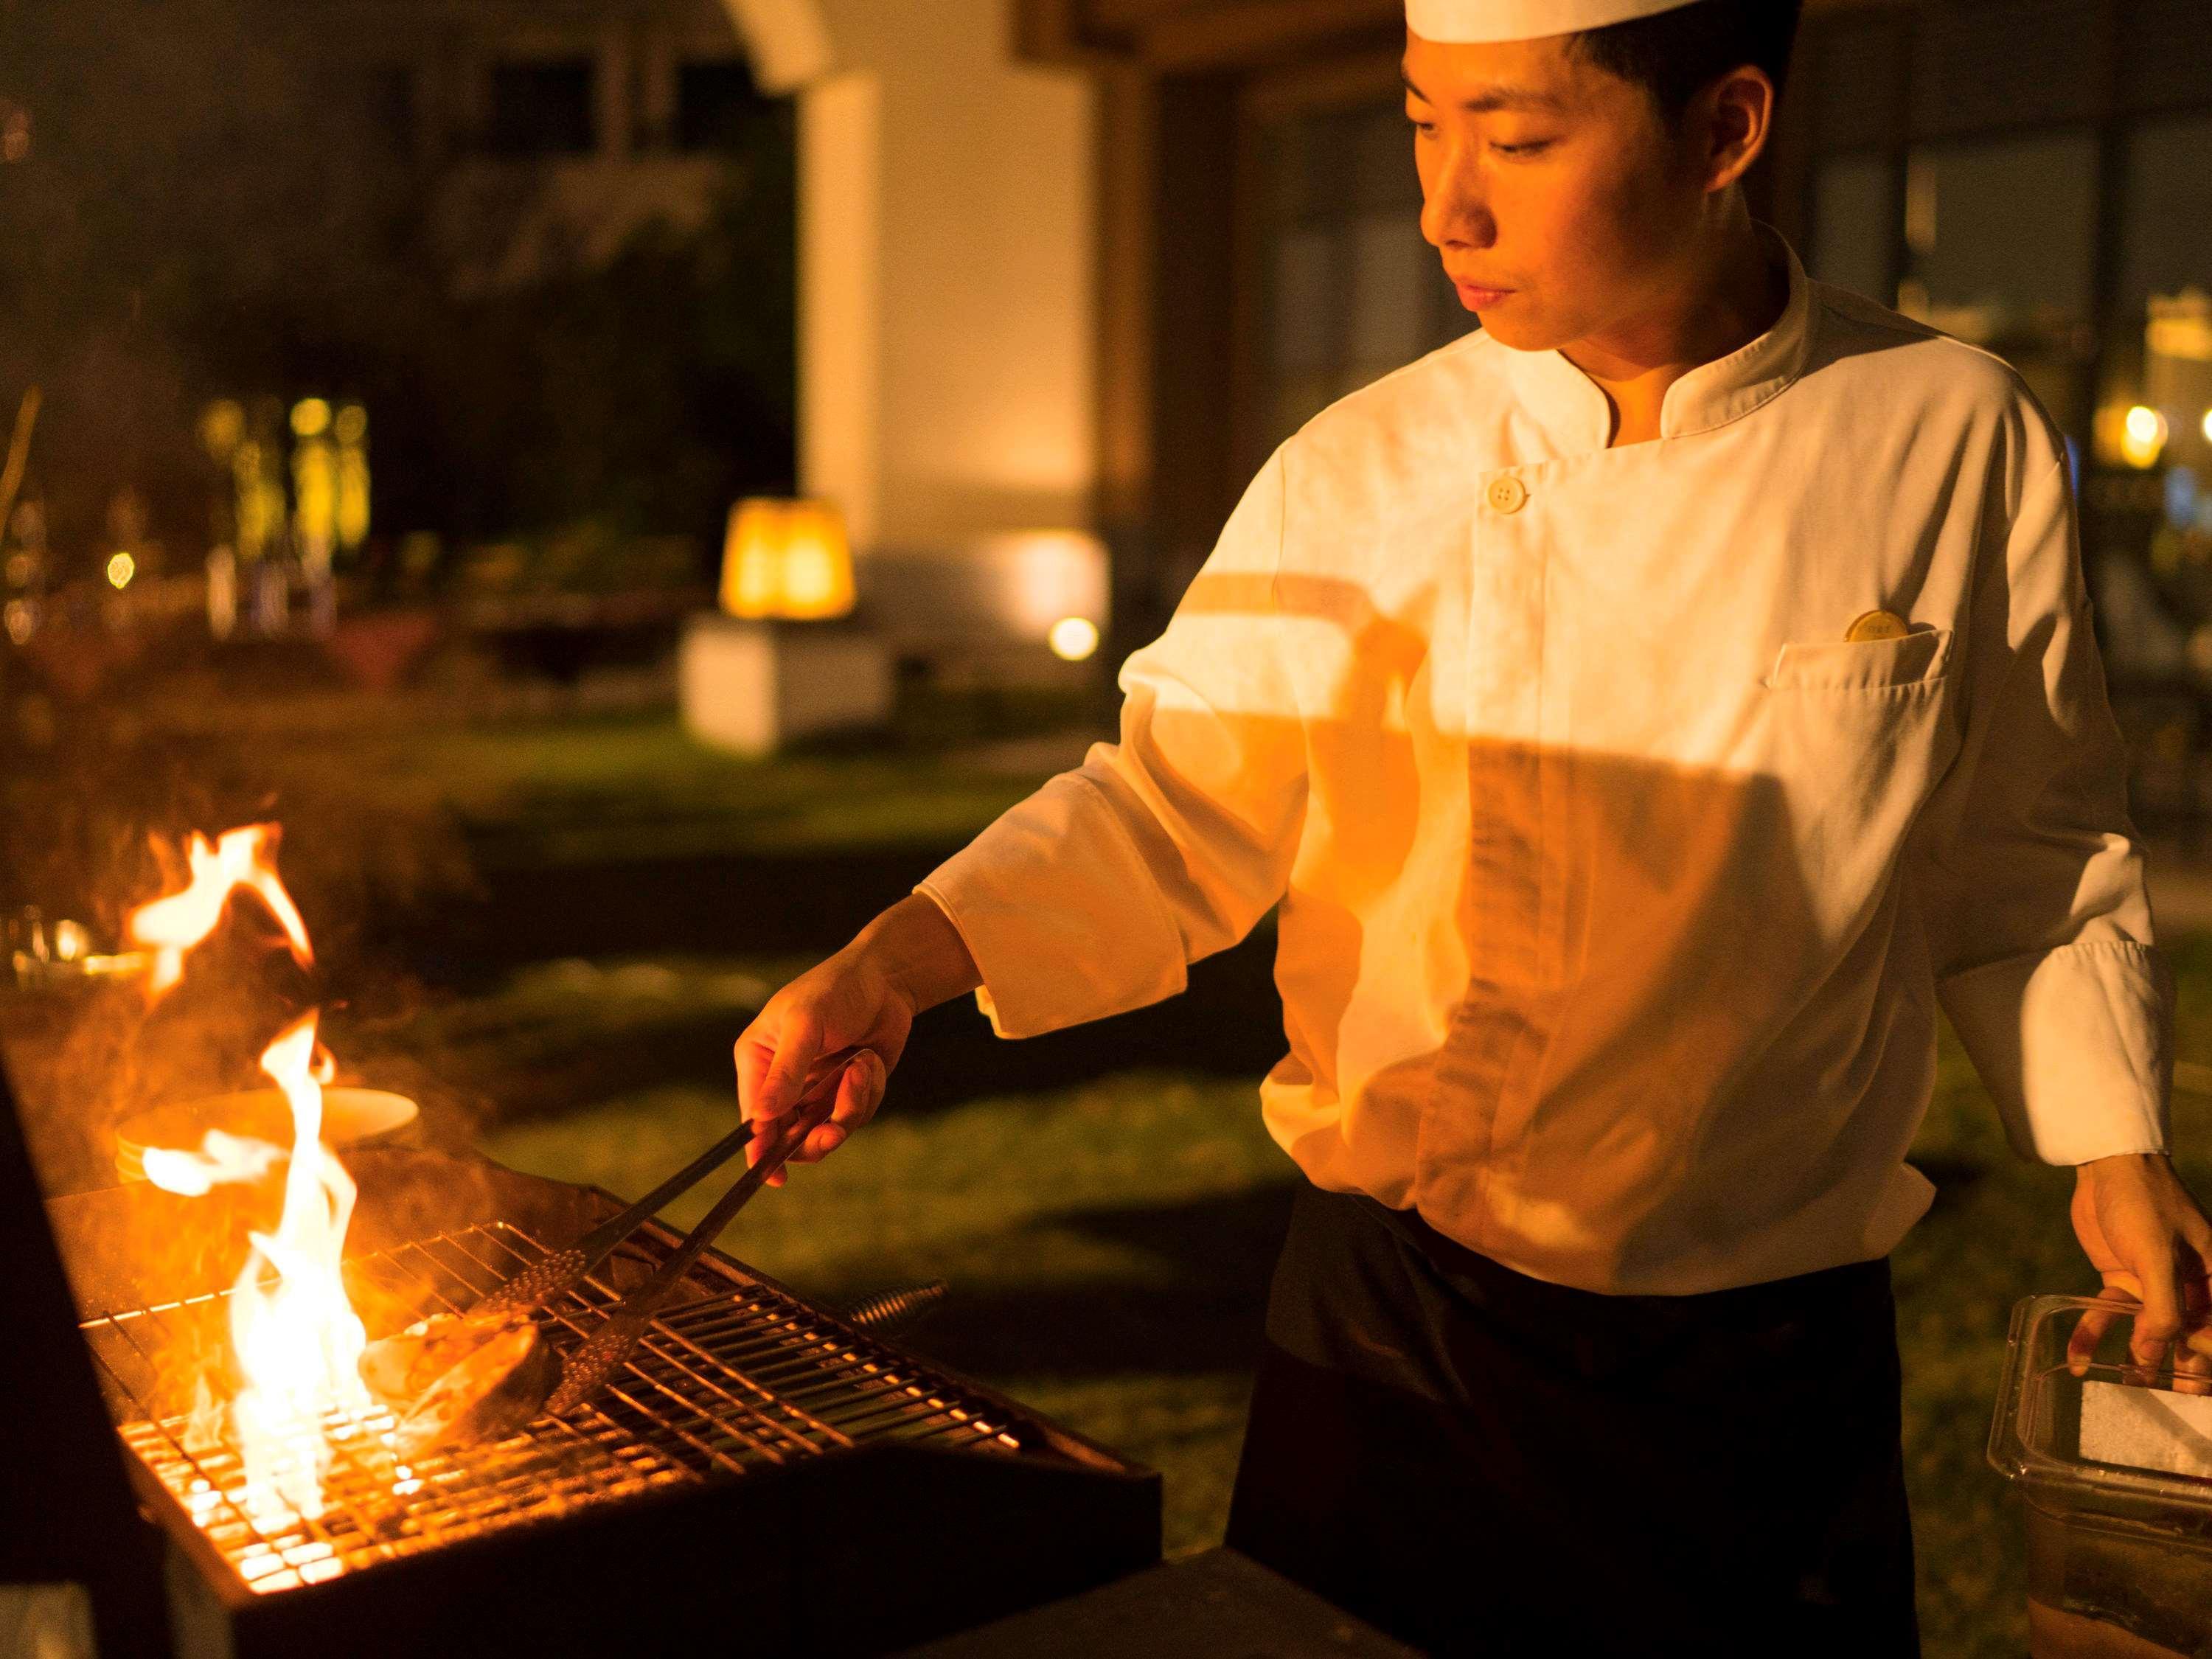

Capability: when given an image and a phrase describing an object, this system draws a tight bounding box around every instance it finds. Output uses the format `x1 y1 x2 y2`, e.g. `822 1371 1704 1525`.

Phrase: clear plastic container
1990 1295 2212 1658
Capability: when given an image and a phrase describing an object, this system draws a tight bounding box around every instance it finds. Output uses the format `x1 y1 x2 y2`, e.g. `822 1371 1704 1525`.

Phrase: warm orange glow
227 1011 374 1526
1048 616 1099 661
142 1129 284 1197
199 400 244 462
721 498 855 622
2123 405 2169 469
334 404 369 552
125 826 378 1529
126 824 313 995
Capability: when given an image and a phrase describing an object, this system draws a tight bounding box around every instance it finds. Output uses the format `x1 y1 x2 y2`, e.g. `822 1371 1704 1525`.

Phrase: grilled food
361 1310 558 1453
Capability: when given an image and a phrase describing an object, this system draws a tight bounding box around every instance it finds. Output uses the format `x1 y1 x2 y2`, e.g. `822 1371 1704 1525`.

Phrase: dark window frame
674 58 771 152
483 58 599 157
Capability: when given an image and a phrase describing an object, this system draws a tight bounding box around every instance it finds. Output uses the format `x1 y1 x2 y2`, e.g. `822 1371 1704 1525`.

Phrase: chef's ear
1690 63 1775 196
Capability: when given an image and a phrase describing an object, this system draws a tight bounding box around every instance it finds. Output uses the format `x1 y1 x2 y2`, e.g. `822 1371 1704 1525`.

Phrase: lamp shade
721 498 855 622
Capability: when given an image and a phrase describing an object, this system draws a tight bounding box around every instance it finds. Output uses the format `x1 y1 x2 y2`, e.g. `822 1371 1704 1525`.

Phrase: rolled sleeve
917 448 1309 1039
1915 451 2171 1164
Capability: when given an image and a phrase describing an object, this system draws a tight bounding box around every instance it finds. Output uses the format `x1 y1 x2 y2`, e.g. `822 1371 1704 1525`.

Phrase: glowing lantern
720 498 855 622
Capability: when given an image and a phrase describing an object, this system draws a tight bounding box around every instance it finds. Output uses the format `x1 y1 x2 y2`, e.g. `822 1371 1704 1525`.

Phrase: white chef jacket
917 230 2171 1295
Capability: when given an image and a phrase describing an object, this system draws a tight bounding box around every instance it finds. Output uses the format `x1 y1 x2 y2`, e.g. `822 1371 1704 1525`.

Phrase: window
1900 131 2099 339
1899 130 2099 434
484 60 596 156
675 61 770 152
1809 154 1895 305
2118 116 2212 323
1254 99 1468 453
2091 115 2212 689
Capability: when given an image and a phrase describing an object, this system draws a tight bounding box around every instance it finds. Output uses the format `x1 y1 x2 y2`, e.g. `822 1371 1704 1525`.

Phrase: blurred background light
2124 404 2170 468
1048 616 1099 662
721 498 855 622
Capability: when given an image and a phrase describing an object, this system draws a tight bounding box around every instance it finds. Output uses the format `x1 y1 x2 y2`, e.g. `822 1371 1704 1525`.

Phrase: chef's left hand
2066 1152 2212 1385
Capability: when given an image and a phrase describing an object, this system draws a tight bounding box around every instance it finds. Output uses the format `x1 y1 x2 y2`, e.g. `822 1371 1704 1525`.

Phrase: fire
125 826 378 1529
127 824 313 996
142 1129 284 1198
228 1012 373 1525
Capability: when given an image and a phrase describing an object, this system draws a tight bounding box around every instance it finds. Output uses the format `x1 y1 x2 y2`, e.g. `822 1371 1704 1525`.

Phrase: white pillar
723 0 1107 669
741 0 1103 537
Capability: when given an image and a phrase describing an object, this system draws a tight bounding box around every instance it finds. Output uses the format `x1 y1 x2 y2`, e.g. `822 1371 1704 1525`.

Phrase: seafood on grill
360 1309 557 1453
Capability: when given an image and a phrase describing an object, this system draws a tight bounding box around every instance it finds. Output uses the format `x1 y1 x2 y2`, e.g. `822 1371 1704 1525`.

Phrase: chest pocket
1763 627 1952 693
1755 627 1958 920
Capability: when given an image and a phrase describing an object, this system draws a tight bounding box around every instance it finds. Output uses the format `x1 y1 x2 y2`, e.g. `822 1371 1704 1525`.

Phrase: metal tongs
467 1046 864 1320
541 1087 841 1415
367 1049 861 1450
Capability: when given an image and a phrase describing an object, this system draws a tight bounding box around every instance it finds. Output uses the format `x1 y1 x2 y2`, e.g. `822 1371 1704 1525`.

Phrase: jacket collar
1498 224 1815 456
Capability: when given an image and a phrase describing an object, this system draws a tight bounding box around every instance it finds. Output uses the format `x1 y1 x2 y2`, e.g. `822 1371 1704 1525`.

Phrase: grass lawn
435 936 2212 1658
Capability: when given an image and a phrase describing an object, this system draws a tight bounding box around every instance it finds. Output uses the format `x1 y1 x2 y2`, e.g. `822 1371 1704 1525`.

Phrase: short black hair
1569 0 1805 124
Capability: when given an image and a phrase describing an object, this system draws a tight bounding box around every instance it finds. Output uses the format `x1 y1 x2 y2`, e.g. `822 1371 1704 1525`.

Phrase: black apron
1225 1185 1919 1656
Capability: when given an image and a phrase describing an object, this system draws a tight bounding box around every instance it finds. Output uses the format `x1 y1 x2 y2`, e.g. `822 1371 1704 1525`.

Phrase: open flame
126 824 377 1528
127 823 313 996
142 1129 285 1198
229 1011 373 1524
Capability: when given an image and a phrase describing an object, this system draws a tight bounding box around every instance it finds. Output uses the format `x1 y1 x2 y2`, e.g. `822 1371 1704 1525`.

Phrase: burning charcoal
384 1316 558 1455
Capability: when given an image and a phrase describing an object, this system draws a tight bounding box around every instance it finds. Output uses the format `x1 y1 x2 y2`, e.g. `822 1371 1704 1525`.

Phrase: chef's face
1403 30 1766 353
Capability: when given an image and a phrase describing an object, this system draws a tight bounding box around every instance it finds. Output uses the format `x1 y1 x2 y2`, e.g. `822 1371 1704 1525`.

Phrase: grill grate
80 1221 1018 1593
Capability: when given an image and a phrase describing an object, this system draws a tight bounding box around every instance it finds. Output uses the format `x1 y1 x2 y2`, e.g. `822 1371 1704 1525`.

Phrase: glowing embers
119 1393 688 1594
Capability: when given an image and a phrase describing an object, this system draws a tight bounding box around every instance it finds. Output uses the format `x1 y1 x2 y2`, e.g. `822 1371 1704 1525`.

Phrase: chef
734 0 2212 1649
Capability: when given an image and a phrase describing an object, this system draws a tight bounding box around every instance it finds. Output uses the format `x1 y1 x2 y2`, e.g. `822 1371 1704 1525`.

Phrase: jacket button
1846 608 1909 642
1486 476 1528 515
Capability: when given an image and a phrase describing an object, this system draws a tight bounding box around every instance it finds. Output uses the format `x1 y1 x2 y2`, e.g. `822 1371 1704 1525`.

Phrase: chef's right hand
734 894 981 1184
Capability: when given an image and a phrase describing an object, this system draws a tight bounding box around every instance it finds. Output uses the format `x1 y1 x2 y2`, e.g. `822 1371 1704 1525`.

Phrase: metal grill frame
81 1217 1034 1599
21 1144 1158 1659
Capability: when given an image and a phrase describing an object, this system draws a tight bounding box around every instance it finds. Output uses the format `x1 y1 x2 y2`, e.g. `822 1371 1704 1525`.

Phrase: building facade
417 1 2204 697
314 0 772 294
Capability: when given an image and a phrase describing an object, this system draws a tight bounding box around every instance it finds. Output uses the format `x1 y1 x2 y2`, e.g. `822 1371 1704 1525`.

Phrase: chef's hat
1406 0 1701 41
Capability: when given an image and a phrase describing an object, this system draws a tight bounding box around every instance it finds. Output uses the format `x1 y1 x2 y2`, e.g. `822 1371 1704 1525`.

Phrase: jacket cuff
1939 939 2171 1164
914 771 1189 1039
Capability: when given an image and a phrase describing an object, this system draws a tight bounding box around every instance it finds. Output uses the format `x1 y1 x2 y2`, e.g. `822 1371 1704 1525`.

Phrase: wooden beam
1019 0 1398 69
1013 0 1096 61
1087 0 1209 27
1140 0 1399 70
1093 62 1159 538
1089 0 1222 29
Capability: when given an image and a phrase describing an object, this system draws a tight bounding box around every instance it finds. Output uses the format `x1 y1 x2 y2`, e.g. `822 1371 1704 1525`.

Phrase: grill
89 1218 1034 1595
4 1069 1161 1659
